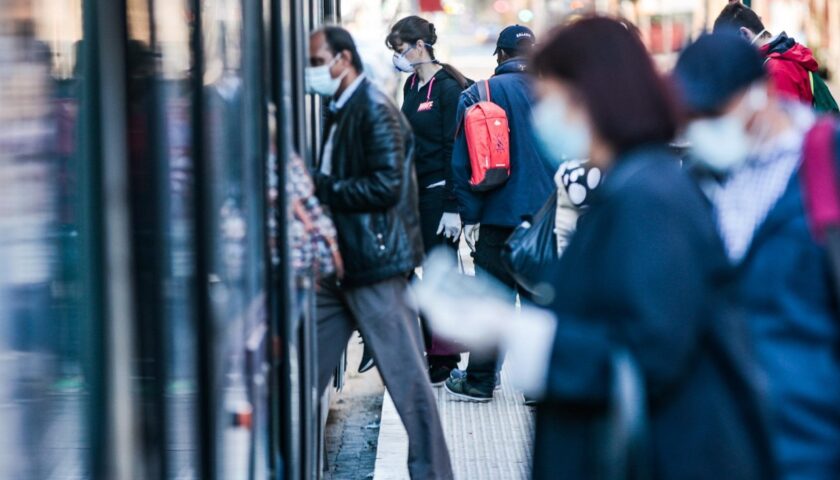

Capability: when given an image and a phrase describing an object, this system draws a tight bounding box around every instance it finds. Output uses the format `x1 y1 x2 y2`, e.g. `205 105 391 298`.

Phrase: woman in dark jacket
385 16 471 383
416 16 775 479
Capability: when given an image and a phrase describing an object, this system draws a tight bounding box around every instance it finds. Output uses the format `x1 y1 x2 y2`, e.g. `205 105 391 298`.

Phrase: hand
464 224 480 252
412 249 512 350
436 212 462 242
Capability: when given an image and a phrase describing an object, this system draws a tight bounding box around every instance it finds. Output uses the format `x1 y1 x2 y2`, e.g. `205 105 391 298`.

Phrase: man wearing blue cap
446 25 555 402
673 32 840 479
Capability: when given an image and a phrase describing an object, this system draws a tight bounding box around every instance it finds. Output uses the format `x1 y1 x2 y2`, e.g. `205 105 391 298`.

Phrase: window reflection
0 1 88 478
1 1 270 477
201 1 265 477
125 0 201 477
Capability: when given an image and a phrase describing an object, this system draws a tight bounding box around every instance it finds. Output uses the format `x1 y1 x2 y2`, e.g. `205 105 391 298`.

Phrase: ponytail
439 63 469 90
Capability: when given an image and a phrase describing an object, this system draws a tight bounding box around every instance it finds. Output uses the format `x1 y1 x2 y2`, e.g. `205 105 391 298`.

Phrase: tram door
123 0 273 478
0 0 337 478
271 0 340 478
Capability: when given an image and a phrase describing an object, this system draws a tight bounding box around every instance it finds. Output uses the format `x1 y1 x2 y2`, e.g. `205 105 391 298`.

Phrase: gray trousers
317 275 454 480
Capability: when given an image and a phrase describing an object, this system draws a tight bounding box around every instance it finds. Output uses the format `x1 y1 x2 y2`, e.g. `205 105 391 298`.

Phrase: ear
339 49 352 66
415 40 425 51
739 27 754 41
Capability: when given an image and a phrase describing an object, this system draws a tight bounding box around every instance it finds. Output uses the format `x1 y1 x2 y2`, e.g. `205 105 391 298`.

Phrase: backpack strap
454 81 489 138
801 118 840 299
477 79 491 103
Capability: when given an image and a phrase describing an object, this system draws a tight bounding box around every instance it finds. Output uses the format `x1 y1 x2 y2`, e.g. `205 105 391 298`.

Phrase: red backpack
464 80 511 191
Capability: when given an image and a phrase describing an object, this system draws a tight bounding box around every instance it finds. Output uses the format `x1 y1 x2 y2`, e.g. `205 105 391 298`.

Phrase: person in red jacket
714 2 818 105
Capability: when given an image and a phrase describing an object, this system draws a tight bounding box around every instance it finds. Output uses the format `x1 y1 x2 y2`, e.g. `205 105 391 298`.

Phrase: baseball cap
494 25 536 56
672 31 766 115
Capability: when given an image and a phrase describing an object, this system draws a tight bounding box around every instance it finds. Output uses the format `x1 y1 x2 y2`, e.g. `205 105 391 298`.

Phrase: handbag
287 153 343 279
501 189 558 295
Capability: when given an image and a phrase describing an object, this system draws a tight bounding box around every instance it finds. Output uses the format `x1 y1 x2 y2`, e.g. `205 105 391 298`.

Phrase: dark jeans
418 186 461 368
316 276 454 479
466 225 518 391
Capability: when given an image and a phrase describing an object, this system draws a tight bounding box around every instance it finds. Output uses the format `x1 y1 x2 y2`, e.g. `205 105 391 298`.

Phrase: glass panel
126 0 201 477
201 0 267 477
0 0 89 478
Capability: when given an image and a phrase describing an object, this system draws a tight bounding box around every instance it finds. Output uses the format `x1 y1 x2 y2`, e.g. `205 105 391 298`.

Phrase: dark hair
713 2 765 35
532 16 679 154
320 25 364 73
386 15 469 89
499 44 532 58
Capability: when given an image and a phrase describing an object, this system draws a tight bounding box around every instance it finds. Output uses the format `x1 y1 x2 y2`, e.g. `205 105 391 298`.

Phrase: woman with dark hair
384 15 470 384
415 16 774 479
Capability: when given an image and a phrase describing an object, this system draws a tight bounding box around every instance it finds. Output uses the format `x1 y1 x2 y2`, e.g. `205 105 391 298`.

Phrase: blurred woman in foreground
416 16 774 479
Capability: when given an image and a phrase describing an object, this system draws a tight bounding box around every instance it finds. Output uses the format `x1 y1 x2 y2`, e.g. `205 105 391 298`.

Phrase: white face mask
532 94 591 168
685 116 751 173
392 47 415 73
686 86 768 173
305 55 346 97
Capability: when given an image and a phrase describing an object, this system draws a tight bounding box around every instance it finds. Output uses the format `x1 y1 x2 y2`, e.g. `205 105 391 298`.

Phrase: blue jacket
533 148 774 479
451 58 555 228
735 171 840 478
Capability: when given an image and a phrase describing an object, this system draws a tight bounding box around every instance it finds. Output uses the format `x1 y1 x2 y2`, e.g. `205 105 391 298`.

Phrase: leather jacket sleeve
318 101 404 212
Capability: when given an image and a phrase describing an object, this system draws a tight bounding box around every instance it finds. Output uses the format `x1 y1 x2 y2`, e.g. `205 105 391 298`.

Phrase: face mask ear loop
330 54 350 84
407 45 439 69
750 28 768 45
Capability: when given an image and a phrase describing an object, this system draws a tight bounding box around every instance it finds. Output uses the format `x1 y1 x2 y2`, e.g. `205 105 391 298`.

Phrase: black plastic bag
501 189 558 295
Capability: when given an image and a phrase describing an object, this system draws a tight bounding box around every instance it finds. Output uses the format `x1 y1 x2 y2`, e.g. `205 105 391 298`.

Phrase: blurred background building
342 0 839 95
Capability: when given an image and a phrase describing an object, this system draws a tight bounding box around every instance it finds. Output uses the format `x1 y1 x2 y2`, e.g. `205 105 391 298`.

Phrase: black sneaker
444 376 493 403
358 344 375 374
429 365 453 387
449 368 502 391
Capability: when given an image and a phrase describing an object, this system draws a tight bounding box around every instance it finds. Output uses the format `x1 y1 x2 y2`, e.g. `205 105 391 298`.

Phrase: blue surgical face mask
305 55 346 97
532 94 591 167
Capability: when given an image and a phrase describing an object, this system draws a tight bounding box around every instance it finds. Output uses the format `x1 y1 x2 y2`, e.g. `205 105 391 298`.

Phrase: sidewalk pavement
373 360 535 480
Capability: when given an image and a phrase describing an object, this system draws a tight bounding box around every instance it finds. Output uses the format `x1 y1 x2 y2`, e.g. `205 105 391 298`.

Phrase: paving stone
373 362 535 480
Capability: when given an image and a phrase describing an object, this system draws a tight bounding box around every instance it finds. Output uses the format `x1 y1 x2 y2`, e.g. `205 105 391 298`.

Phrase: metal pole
90 0 139 477
188 0 217 478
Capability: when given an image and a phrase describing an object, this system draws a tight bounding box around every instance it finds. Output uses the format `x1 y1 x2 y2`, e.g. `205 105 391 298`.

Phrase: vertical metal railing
188 0 217 477
87 0 139 478
269 0 300 477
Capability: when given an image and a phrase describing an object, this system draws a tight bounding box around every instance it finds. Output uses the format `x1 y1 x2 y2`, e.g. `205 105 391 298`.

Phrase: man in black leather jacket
307 26 453 479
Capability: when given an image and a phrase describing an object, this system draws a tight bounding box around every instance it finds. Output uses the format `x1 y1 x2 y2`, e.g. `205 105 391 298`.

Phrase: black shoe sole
443 383 492 403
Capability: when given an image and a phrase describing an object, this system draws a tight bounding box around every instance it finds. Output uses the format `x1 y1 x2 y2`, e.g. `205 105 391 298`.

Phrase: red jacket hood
762 39 819 72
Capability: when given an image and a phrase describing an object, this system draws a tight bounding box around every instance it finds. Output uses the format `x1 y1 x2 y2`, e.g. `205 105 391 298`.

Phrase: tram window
0 1 90 478
200 0 267 477
124 0 204 478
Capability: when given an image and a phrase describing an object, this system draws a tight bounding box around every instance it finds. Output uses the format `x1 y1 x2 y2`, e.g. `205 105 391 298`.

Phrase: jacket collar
762 31 795 56
326 77 369 124
330 74 367 113
494 57 529 76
